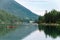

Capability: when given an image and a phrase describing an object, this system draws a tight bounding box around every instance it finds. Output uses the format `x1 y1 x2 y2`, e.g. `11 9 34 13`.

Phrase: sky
15 0 60 16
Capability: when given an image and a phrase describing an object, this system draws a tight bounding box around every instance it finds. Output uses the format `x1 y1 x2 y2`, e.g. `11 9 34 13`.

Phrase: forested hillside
0 10 21 24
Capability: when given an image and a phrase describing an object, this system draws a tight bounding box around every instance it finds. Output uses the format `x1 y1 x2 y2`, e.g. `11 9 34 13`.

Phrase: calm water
0 23 60 40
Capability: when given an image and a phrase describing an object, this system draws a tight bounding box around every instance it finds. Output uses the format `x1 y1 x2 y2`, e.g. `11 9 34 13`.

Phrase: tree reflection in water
38 25 60 38
0 24 17 36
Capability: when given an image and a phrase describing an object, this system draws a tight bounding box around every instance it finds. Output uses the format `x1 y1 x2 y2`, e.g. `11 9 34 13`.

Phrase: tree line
38 9 60 23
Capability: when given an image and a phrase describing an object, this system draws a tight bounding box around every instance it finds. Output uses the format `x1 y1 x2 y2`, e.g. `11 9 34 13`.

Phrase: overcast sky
15 0 60 16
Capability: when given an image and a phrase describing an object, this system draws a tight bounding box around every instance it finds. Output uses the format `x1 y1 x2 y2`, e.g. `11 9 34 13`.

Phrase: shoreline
39 23 60 26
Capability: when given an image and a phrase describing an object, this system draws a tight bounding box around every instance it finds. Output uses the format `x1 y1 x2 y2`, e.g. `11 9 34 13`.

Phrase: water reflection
38 25 60 38
0 24 17 36
0 23 37 40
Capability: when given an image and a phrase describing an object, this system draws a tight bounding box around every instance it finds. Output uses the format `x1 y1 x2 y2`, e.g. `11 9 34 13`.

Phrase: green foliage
38 9 60 38
0 10 21 35
0 10 21 24
38 9 60 23
38 16 44 23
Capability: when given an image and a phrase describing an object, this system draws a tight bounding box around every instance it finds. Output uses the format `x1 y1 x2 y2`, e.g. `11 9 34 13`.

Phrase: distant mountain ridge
0 0 38 21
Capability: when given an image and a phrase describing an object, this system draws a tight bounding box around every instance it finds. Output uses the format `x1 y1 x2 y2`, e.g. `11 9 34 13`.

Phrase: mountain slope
0 10 20 24
0 0 38 21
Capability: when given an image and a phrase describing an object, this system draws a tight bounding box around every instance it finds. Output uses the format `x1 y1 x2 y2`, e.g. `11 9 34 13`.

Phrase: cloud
15 0 60 16
54 0 60 10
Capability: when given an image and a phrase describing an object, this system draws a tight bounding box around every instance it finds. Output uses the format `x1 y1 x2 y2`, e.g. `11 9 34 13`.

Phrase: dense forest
0 10 22 35
38 9 60 24
0 10 21 24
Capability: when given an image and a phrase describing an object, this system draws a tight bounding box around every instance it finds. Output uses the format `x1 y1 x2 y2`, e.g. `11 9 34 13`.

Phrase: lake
0 23 60 40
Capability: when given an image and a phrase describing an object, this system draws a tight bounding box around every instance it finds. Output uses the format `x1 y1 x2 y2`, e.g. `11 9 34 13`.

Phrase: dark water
38 25 60 40
0 23 60 40
22 24 60 40
0 23 38 40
